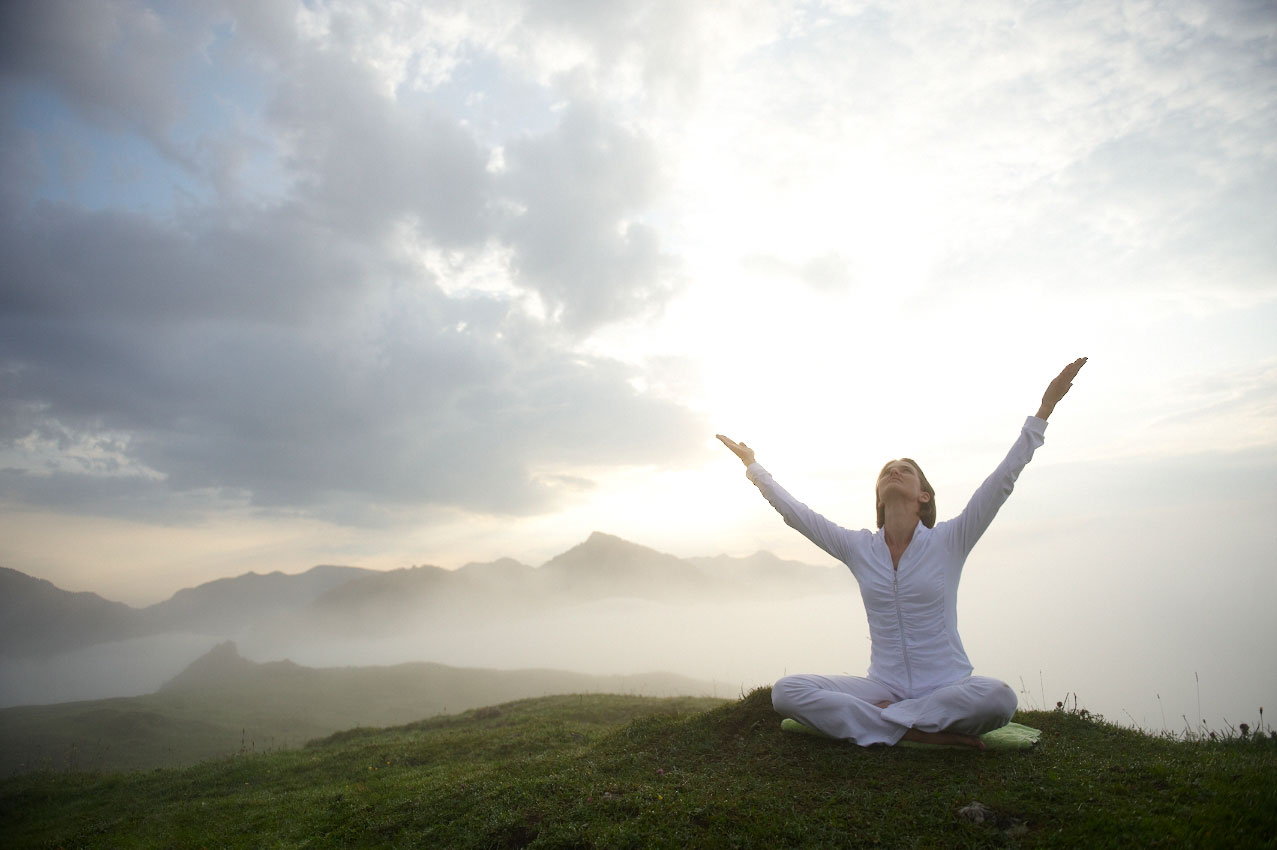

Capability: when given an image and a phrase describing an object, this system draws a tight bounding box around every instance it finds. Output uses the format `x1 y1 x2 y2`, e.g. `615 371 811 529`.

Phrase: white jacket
746 416 1047 697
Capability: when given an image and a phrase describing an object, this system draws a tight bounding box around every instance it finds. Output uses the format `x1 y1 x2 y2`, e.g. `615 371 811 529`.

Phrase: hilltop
1 691 1273 848
0 642 715 776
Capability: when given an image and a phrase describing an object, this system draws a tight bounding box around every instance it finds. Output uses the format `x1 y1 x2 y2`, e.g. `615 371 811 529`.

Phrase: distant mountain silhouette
687 550 845 591
308 564 457 618
1 642 717 775
1 534 840 656
160 640 307 690
0 564 372 658
538 532 716 600
146 564 376 634
0 567 142 656
453 557 538 590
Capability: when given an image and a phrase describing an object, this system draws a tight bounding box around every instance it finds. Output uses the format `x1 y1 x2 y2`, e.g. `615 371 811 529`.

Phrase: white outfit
747 416 1047 746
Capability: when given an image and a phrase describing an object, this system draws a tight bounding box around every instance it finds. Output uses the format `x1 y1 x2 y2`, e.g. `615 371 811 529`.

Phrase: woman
716 357 1087 749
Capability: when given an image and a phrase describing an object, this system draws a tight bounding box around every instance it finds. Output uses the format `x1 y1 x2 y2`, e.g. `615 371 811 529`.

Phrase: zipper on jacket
892 568 914 695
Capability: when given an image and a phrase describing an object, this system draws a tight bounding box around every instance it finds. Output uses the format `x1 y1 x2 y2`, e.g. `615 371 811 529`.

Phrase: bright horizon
1 1 1275 729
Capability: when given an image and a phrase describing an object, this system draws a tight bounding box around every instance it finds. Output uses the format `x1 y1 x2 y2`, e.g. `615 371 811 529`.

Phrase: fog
5 448 1275 736
5 543 1270 740
0 584 867 707
0 634 224 705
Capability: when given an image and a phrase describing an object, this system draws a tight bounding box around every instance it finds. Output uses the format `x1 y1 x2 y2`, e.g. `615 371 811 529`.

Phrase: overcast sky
1 1 1274 723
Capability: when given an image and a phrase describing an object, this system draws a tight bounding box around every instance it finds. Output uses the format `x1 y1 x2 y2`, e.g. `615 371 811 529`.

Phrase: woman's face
876 460 929 506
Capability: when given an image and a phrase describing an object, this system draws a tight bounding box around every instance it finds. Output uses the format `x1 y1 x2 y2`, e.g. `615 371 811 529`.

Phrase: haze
1 1 1274 737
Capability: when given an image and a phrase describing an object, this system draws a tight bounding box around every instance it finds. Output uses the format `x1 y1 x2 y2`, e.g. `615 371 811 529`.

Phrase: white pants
772 673 1018 747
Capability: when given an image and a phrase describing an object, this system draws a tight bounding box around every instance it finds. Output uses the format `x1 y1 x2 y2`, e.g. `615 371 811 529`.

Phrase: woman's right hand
716 434 756 467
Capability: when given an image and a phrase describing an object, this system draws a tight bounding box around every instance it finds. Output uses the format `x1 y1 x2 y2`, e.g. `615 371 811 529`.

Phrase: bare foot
900 728 986 750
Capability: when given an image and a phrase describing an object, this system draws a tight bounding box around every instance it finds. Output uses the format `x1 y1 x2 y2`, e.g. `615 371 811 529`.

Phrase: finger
716 434 742 452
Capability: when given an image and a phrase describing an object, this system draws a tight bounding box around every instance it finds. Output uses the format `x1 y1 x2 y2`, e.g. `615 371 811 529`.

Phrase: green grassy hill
2 689 1273 848
0 643 714 776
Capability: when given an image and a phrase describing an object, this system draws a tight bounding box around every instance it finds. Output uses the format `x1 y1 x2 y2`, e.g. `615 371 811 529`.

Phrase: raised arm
950 356 1088 554
716 434 860 566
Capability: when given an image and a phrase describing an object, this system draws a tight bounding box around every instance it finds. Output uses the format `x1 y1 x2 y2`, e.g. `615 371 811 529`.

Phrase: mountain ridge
0 533 841 661
0 643 719 775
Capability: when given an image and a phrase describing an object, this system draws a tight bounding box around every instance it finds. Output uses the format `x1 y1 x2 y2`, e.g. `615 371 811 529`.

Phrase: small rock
958 800 1028 836
957 801 994 824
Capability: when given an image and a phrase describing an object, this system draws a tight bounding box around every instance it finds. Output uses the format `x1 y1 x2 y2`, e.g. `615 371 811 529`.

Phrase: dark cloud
0 204 372 323
266 50 494 246
0 0 205 154
0 187 701 518
0 0 700 524
0 261 702 520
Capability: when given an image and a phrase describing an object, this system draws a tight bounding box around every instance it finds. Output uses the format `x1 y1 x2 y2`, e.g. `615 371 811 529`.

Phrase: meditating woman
716 357 1087 749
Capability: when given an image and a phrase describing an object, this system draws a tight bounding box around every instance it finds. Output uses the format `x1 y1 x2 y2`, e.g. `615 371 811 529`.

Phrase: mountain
453 557 539 590
305 563 466 631
0 642 718 775
536 531 718 600
0 535 841 659
687 550 847 595
145 564 377 634
159 639 306 690
0 564 377 659
0 567 142 656
297 532 842 636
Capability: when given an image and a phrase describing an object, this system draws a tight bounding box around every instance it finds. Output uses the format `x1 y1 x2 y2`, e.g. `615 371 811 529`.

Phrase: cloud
265 46 494 246
0 0 206 155
688 0 1277 306
500 101 676 330
0 0 702 524
741 252 857 294
0 262 704 521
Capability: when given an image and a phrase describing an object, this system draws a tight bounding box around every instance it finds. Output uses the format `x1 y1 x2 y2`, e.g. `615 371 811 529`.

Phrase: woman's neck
882 503 920 550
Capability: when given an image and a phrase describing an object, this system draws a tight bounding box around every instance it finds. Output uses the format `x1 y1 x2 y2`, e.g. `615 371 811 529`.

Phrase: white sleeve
947 416 1048 556
746 463 858 567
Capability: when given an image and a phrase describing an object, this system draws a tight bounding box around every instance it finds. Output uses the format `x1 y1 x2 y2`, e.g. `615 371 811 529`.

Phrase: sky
1 1 1275 725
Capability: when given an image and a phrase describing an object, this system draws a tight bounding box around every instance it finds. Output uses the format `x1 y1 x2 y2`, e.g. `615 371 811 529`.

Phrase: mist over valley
1 532 868 771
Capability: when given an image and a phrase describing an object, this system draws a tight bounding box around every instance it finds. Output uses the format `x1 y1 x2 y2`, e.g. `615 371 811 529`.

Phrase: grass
1 689 1274 848
0 651 712 776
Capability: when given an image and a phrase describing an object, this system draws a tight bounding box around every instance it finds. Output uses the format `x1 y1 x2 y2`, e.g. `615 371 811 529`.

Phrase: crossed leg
773 674 1017 749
